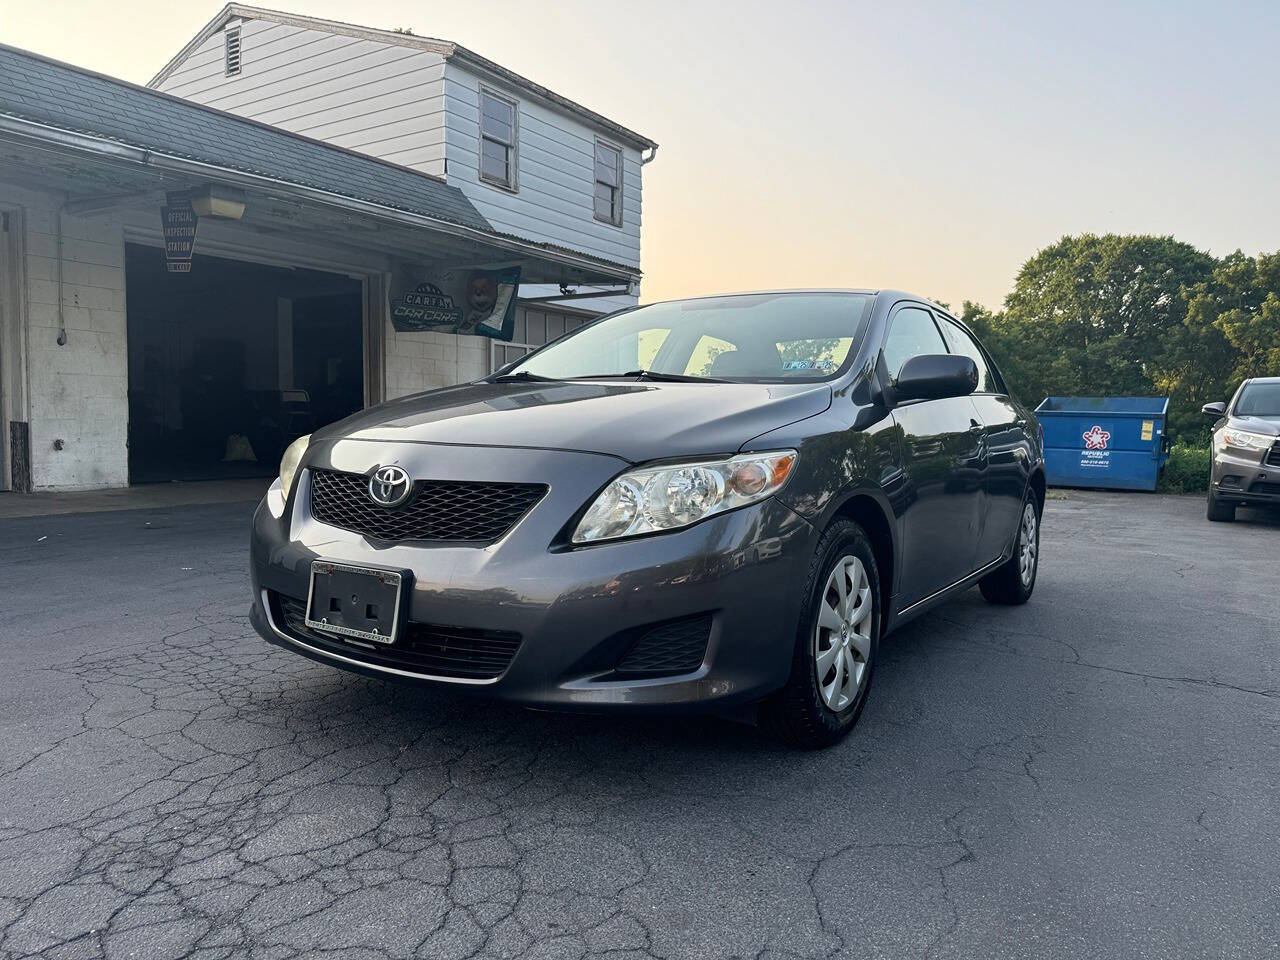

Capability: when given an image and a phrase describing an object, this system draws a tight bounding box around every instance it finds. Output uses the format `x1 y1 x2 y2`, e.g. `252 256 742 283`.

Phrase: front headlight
279 434 311 496
1220 428 1272 451
572 450 798 544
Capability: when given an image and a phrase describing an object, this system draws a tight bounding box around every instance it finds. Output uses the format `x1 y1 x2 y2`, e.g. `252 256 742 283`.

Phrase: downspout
55 198 67 346
641 145 658 165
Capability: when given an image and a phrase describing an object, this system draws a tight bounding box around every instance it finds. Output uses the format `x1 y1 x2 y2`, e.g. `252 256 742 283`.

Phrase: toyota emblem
368 465 411 507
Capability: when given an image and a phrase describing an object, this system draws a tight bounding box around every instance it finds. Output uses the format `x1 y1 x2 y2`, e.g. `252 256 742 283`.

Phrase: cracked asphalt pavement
1 491 1277 959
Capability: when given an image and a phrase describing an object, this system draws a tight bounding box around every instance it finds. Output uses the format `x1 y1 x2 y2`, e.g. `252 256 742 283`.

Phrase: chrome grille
309 468 546 543
1265 444 1280 467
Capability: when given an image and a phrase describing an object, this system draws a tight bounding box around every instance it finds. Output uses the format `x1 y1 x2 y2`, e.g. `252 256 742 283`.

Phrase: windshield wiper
567 369 730 384
488 370 560 383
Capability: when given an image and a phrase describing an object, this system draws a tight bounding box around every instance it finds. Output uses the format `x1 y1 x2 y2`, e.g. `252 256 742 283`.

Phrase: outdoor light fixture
190 184 246 220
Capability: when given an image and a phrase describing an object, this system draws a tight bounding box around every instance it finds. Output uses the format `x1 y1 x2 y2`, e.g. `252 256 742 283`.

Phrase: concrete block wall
3 184 129 490
383 314 488 400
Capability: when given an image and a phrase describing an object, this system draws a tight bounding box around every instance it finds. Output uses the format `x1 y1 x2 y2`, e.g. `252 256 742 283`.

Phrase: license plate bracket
305 561 407 645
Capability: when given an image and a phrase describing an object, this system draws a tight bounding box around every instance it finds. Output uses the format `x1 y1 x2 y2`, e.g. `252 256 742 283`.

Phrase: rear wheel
980 492 1040 605
760 520 880 749
1206 491 1236 522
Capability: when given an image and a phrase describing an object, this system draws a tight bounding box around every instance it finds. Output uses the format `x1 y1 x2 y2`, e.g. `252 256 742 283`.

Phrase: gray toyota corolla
250 290 1045 747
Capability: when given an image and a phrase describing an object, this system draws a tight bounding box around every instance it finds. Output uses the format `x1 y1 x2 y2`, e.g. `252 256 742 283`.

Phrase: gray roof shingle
0 43 491 232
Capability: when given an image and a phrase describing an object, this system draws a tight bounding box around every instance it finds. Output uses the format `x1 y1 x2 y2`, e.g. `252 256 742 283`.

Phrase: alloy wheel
1019 502 1038 587
813 555 873 711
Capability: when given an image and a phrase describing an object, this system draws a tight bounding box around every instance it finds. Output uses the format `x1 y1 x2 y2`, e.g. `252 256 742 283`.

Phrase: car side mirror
891 354 979 403
1201 401 1226 417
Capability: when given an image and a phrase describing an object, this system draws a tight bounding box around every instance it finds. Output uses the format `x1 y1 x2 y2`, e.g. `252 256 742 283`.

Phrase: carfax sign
390 266 521 340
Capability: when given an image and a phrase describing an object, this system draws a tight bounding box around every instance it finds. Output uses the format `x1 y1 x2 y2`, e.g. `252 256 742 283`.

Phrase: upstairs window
593 139 623 226
224 25 242 76
479 88 518 190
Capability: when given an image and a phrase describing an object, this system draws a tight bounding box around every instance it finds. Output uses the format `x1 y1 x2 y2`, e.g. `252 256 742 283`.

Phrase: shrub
1159 443 1212 493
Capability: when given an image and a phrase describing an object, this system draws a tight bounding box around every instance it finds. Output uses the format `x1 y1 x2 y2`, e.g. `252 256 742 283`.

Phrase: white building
0 12 656 493
151 4 658 366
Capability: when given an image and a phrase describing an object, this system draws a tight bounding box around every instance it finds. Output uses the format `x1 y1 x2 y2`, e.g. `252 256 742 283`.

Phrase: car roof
634 289 956 312
1242 376 1280 385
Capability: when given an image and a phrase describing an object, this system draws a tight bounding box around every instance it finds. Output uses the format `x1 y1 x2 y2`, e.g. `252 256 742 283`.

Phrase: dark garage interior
126 244 364 483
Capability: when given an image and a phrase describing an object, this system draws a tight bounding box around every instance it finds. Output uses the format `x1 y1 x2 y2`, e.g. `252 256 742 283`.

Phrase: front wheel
1206 491 1236 522
979 492 1040 605
760 519 881 749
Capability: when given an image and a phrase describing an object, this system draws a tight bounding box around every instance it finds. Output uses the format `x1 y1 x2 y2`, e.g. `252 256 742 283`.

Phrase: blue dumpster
1035 396 1170 491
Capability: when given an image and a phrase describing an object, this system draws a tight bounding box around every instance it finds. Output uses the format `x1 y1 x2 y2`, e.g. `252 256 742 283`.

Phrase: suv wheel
980 492 1040 605
1206 491 1236 522
761 519 880 749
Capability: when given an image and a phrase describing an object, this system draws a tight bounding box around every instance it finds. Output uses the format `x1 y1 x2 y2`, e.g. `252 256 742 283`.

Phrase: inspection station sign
160 192 199 273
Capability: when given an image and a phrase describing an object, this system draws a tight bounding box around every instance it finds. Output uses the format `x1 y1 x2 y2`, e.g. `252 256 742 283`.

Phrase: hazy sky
6 0 1279 309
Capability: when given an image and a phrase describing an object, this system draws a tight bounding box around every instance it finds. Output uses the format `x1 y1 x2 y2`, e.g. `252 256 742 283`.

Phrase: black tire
760 519 881 750
1206 491 1236 522
979 490 1040 606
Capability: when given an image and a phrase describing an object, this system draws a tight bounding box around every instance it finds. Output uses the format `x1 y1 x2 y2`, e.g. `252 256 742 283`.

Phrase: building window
489 309 590 372
479 88 517 190
224 25 242 76
593 139 623 226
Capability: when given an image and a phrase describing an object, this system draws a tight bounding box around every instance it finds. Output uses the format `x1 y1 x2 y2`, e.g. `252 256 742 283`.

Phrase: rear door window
882 306 948 378
937 317 1000 393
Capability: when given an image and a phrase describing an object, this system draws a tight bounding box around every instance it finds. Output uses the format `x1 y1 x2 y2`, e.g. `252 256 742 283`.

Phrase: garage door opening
126 244 364 484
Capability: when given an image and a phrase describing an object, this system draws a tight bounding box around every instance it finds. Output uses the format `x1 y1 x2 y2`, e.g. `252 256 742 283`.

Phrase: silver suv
1203 377 1280 521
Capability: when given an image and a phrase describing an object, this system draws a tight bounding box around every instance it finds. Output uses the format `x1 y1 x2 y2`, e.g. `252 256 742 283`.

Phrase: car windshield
1235 382 1280 417
503 292 873 383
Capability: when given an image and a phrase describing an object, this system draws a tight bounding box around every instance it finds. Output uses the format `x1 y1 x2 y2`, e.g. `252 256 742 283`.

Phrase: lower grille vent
615 614 713 677
272 592 521 681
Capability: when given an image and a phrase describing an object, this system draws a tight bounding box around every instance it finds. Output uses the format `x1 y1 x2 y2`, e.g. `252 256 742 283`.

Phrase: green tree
1160 250 1280 439
999 234 1216 407
1205 251 1280 381
935 236 1278 444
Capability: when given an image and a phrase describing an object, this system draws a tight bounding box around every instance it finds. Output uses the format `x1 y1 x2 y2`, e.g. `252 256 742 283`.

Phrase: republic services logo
1082 425 1111 450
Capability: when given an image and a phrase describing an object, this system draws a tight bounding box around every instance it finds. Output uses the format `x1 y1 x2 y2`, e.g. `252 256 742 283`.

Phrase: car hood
1228 415 1280 437
316 379 833 463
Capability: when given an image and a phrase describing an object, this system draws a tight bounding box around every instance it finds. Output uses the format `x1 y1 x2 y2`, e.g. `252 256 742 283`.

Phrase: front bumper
249 438 816 711
1210 446 1280 505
